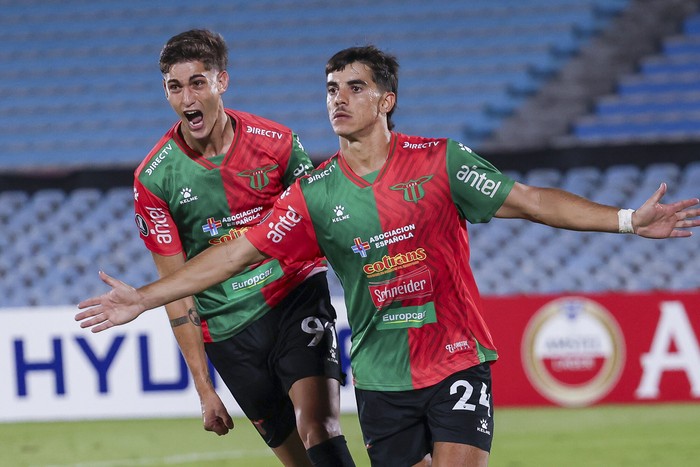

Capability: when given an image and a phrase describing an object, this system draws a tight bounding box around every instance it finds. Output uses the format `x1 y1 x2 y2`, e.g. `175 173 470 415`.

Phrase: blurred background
1 0 698 307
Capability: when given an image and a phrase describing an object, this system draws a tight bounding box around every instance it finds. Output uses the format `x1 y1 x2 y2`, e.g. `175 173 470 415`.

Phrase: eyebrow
327 78 369 87
166 73 207 85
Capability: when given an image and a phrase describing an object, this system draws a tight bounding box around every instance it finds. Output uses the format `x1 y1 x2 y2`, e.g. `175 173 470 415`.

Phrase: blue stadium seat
0 0 629 168
572 11 700 144
3 171 685 307
5 2 698 304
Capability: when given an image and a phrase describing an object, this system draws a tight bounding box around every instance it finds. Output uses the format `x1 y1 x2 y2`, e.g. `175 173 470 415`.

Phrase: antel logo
521 297 625 407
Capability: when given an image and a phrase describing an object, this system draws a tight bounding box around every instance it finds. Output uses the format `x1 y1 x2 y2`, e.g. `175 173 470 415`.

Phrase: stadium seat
3 1 698 306
0 0 630 168
572 10 700 144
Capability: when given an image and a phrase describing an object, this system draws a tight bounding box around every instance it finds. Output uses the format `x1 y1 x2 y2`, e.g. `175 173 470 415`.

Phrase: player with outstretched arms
77 45 700 467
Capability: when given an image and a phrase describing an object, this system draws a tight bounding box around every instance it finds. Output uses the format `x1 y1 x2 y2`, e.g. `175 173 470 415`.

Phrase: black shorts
355 363 494 466
205 272 344 447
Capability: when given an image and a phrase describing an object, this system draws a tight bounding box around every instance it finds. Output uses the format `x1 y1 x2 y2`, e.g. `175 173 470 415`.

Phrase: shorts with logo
355 362 494 466
205 272 344 447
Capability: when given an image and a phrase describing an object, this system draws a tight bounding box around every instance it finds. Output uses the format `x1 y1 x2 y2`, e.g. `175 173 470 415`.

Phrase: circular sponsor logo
135 214 149 237
522 297 625 407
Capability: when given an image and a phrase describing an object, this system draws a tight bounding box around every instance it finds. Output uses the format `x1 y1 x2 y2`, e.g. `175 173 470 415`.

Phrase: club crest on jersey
351 237 370 257
202 217 222 236
238 164 278 191
389 175 433 203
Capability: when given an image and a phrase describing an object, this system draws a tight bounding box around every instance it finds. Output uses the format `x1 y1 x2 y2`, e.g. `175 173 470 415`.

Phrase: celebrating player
127 30 354 467
77 45 700 467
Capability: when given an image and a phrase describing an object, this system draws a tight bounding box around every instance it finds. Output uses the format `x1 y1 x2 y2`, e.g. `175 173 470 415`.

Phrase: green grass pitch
2 403 699 466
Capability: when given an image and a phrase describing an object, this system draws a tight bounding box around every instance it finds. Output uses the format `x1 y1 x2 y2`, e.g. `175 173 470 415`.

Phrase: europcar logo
522 297 625 407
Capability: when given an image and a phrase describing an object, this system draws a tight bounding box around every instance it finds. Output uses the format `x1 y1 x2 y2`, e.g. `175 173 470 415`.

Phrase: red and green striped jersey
133 108 323 342
246 133 514 391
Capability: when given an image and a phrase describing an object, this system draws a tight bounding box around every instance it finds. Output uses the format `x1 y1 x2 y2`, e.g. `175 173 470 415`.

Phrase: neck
339 127 392 177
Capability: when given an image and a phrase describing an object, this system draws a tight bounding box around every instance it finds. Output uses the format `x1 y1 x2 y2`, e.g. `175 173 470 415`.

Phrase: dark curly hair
159 29 228 75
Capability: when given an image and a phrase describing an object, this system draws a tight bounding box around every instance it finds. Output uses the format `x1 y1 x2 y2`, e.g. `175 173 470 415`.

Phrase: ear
217 70 230 94
380 91 396 115
162 79 169 98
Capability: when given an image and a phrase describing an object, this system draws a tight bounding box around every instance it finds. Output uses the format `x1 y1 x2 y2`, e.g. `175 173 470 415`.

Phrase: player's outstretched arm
496 181 700 238
75 235 267 333
632 182 700 238
75 271 146 332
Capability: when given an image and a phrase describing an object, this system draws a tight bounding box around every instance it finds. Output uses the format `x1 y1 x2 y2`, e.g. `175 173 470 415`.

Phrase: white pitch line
34 449 274 467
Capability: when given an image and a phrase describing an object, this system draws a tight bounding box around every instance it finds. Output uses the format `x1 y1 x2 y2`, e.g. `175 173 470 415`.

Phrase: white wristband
618 209 635 234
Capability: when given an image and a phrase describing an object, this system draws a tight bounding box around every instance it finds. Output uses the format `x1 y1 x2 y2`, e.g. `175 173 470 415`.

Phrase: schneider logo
368 266 433 309
521 297 625 407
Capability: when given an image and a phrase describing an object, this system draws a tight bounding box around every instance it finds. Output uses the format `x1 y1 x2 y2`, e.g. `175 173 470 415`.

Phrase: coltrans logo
208 227 250 245
522 297 625 407
362 248 427 278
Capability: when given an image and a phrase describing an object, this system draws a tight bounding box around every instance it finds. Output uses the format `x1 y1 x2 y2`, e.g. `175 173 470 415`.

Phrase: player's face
163 61 228 141
326 62 392 140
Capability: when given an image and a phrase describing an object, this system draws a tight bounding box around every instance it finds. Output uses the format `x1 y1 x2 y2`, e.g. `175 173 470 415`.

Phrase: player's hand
201 390 234 436
633 183 700 239
75 271 147 332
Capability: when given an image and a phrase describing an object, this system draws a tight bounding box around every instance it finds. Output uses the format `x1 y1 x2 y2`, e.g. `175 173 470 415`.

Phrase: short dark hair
326 45 399 130
159 29 228 75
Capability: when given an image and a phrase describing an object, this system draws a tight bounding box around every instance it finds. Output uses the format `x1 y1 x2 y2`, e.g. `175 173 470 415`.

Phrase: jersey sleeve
245 181 322 263
446 139 515 224
133 177 183 256
281 133 315 187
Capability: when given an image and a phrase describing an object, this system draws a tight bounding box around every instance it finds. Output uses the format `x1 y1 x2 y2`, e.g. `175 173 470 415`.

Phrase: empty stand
0 0 629 169
485 0 699 151
572 9 700 144
2 1 698 306
1 163 697 306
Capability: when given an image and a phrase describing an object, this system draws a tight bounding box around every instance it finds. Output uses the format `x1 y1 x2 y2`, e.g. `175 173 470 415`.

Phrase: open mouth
184 110 204 127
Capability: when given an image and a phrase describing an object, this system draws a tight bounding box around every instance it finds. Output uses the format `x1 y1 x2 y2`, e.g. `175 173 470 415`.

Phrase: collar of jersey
337 132 398 188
